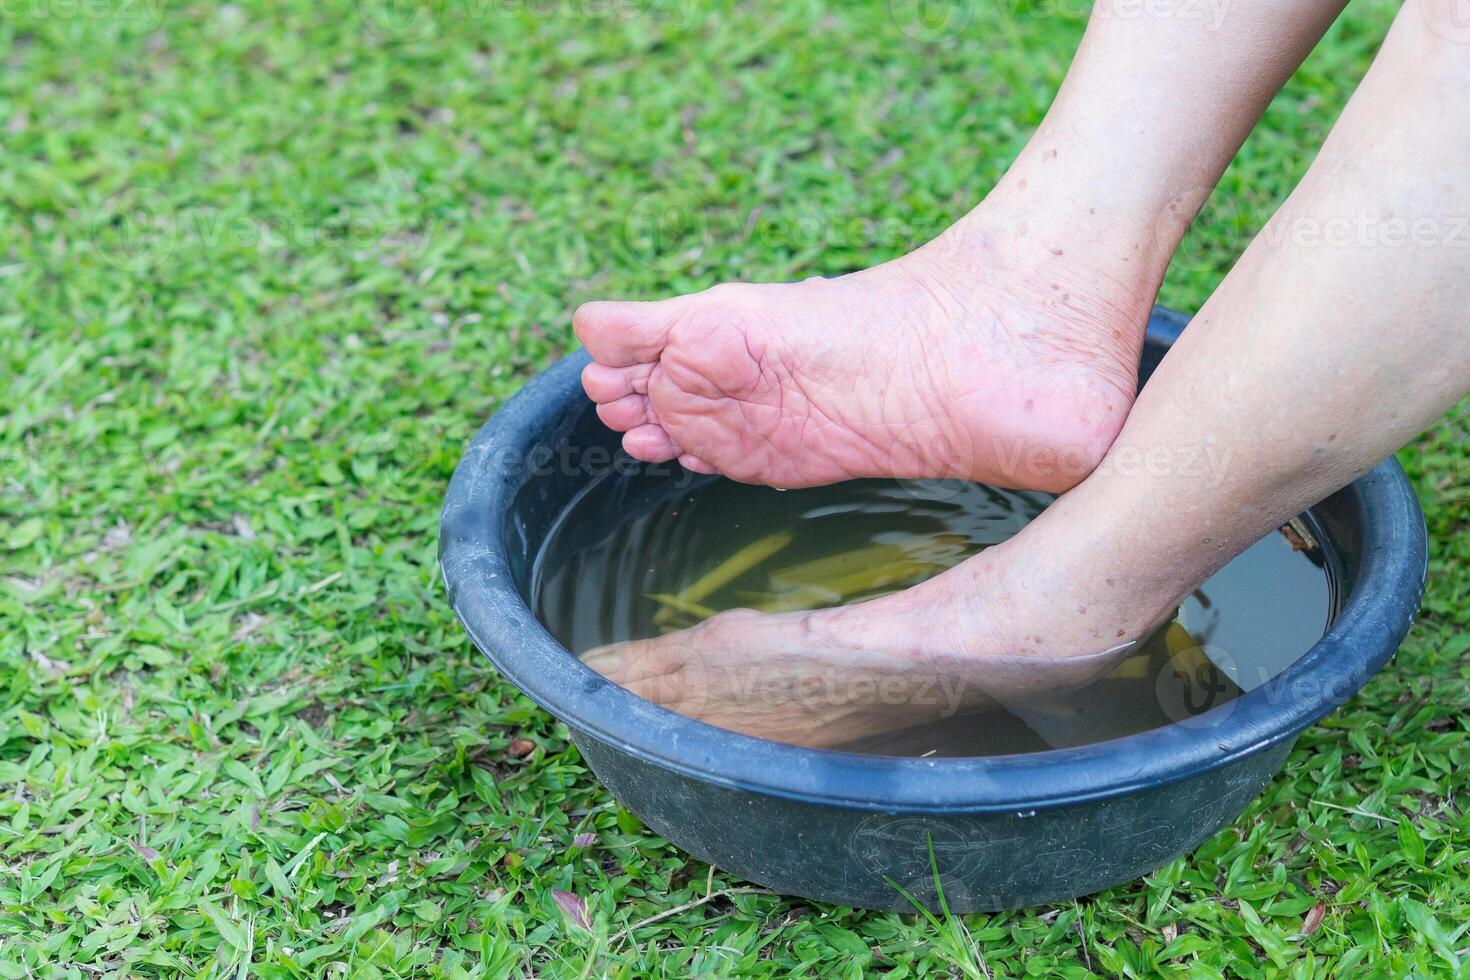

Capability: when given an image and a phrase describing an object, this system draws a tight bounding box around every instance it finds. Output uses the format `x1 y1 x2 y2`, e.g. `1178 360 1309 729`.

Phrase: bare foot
575 208 1158 492
580 534 1163 748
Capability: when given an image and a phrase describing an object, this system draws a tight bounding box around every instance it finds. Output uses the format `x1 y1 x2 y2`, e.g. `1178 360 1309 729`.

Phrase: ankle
906 205 1154 410
913 187 1164 335
919 503 1181 659
984 187 1167 290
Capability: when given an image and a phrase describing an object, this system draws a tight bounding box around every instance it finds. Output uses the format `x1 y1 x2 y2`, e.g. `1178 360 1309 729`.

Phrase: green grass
2 0 1467 975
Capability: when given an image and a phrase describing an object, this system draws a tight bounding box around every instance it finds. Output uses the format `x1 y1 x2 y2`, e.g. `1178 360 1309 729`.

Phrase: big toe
573 299 675 367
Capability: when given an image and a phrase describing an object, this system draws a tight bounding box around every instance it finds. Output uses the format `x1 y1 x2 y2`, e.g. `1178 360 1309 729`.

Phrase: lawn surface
2 0 1468 975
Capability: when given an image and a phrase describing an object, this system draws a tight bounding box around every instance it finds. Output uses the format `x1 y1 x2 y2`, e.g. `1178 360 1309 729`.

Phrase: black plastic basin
440 307 1427 912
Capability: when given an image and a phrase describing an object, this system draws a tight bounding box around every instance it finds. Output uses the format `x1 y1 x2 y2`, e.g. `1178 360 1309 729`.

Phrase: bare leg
576 0 1347 491
584 4 1470 747
965 1 1470 652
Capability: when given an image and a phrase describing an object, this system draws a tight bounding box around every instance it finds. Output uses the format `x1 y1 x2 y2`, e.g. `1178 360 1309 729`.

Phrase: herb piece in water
654 531 794 625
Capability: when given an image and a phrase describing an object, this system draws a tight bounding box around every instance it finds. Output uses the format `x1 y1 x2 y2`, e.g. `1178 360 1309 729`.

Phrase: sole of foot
576 227 1153 492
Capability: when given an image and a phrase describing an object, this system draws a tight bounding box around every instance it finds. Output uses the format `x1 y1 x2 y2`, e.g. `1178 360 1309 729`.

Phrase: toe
622 423 680 462
584 636 693 697
574 300 675 368
580 644 625 681
678 453 718 474
596 393 651 431
582 361 654 402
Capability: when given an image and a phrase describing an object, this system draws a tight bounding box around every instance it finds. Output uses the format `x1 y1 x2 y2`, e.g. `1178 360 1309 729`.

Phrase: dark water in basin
532 473 1337 757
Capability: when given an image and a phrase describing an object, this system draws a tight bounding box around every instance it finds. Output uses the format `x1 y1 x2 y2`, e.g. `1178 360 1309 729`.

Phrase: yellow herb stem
818 560 946 599
644 593 718 621
654 531 793 624
768 543 908 587
1104 654 1152 681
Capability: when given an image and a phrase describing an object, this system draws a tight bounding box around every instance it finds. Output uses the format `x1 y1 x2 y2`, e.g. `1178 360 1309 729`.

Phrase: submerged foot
575 212 1156 492
580 534 1162 748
